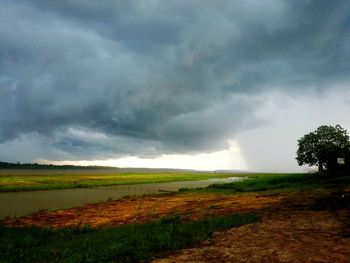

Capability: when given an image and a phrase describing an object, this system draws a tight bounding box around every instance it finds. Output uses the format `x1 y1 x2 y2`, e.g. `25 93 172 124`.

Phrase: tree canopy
296 125 350 172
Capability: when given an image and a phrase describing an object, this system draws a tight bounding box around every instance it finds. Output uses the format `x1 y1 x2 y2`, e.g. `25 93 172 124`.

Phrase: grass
182 173 350 194
0 213 258 263
0 170 239 192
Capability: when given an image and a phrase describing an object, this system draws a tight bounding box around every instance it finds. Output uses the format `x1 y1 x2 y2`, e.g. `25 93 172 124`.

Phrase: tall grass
0 213 257 263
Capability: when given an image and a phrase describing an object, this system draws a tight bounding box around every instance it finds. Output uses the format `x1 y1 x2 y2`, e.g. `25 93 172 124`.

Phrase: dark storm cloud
0 0 349 161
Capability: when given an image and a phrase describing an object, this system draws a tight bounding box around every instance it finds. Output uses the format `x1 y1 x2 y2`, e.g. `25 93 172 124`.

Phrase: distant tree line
0 161 113 170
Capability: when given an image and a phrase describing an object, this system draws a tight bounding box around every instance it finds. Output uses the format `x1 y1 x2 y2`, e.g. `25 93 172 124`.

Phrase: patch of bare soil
3 192 284 227
153 190 350 263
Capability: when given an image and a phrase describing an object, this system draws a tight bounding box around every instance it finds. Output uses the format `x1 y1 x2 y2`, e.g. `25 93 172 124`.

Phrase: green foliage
296 125 350 172
0 213 257 263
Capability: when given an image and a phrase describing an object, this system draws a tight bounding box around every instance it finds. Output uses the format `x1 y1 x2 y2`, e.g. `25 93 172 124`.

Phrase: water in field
0 177 243 219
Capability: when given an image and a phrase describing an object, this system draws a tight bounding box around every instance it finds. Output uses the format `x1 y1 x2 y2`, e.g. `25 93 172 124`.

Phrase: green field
0 213 258 263
0 169 244 192
182 172 350 193
1 168 332 193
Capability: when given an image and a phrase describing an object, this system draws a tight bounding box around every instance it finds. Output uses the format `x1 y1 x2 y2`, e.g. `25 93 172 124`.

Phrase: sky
0 0 350 172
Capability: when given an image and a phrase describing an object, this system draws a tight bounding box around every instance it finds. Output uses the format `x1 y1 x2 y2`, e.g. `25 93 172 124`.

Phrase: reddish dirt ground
4 192 284 227
153 209 350 263
152 190 350 263
4 189 350 262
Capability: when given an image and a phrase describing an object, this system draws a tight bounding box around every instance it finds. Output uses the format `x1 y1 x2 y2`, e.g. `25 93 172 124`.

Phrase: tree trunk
318 162 324 172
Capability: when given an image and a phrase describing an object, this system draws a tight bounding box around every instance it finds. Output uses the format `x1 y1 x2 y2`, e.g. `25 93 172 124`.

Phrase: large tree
296 125 350 172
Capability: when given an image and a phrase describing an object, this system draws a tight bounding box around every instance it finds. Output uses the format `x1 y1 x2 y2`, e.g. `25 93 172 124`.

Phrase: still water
0 177 243 219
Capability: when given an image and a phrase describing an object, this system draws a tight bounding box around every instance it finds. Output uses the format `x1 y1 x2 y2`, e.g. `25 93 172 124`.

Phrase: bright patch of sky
38 140 246 171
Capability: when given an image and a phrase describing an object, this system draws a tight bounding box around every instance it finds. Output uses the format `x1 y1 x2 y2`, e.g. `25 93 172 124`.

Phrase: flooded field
0 177 242 219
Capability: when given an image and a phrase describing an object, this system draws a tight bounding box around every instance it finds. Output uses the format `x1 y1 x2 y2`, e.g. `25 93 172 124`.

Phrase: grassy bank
0 170 239 192
182 173 350 194
0 213 257 263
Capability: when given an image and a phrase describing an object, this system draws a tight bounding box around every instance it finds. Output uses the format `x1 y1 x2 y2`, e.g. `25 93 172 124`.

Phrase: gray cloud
0 0 349 162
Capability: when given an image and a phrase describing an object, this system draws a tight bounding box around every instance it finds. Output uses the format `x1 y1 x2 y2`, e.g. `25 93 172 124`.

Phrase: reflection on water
0 177 244 219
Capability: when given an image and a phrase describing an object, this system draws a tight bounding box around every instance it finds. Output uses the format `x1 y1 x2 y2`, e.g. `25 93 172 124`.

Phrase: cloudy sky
1 0 350 171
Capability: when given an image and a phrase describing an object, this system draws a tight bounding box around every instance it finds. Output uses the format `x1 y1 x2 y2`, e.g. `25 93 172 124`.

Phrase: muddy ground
4 188 350 262
4 192 285 227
